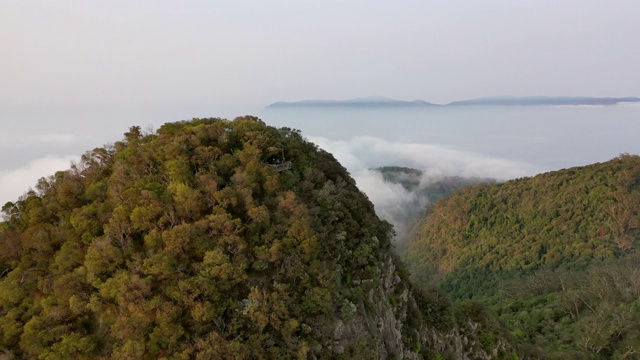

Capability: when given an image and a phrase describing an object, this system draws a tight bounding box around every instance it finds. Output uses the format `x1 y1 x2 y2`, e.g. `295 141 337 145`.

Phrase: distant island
266 96 436 108
447 96 640 106
266 96 640 109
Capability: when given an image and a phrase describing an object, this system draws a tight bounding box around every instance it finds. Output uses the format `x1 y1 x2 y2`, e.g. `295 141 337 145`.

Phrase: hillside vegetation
0 117 518 359
373 166 492 255
407 155 640 358
375 166 492 205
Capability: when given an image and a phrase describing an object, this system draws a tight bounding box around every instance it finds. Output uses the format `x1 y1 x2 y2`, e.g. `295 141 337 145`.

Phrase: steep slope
407 155 640 358
372 166 492 255
0 117 517 359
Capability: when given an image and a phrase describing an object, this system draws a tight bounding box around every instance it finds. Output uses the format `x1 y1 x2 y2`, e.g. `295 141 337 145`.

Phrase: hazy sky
2 0 640 205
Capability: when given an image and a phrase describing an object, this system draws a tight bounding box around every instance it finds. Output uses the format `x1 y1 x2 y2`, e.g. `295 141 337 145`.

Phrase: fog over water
262 105 640 175
2 104 639 238
261 105 640 243
4 0 640 228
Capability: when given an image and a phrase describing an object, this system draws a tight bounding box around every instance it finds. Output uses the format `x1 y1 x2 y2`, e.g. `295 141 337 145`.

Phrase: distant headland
447 96 640 106
266 96 436 109
266 96 640 109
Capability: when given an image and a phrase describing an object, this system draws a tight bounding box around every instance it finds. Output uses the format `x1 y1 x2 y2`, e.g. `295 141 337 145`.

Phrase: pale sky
2 0 640 205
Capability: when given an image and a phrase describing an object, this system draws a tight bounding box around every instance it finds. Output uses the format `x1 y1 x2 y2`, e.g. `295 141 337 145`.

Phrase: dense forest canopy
0 117 395 358
407 154 640 358
0 117 520 359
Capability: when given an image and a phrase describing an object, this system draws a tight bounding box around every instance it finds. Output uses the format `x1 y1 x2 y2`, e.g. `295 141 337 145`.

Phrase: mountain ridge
267 96 436 108
406 154 640 358
266 96 640 109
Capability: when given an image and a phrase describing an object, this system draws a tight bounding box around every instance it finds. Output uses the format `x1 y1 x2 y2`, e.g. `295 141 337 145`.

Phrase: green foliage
407 154 640 358
493 255 640 359
409 154 640 285
0 117 402 358
412 286 454 331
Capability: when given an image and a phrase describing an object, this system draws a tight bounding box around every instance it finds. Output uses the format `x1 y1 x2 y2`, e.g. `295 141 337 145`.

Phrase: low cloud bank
0 155 78 207
309 136 538 180
309 136 539 252
354 169 431 253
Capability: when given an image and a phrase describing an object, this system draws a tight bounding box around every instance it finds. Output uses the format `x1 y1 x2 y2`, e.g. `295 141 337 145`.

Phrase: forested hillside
372 166 491 255
407 155 640 358
0 117 518 359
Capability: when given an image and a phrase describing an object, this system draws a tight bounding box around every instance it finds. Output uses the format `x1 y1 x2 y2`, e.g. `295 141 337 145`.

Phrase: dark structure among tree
265 148 292 172
267 161 292 172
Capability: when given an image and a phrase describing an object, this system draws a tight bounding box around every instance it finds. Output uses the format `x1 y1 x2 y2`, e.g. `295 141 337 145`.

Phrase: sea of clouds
308 135 538 250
